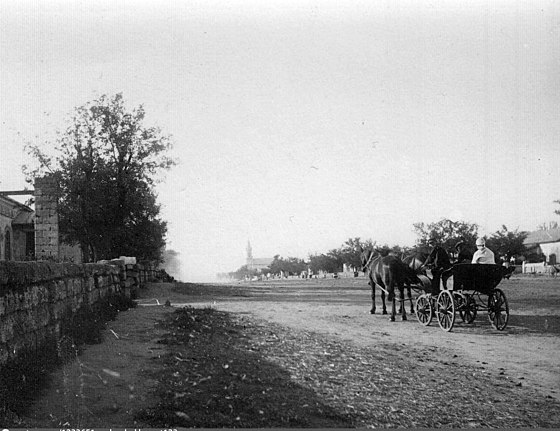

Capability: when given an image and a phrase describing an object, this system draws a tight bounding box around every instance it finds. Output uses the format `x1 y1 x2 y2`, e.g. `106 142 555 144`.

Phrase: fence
521 261 559 275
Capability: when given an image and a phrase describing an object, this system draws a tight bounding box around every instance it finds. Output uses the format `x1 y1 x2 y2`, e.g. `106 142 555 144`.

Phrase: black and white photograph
0 0 559 428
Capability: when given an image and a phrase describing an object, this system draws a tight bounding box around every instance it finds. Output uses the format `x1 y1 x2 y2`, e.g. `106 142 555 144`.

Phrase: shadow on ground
135 306 354 428
508 314 560 334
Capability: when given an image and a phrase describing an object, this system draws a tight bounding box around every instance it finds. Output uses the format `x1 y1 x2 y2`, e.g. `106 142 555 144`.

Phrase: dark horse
400 251 429 311
359 247 409 321
404 247 452 294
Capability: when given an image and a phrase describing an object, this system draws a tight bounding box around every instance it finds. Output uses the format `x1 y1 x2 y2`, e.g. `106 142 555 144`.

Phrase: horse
424 246 452 293
400 250 430 311
359 246 408 322
403 247 453 293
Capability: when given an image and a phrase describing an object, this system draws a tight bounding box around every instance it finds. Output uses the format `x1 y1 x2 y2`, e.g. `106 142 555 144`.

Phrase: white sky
1 0 559 281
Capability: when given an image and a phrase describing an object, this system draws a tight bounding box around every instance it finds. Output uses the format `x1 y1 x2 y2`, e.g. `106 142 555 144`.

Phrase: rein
363 250 380 272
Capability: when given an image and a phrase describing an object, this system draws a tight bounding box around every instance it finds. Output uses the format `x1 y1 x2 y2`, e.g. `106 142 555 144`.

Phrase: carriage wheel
459 294 477 324
488 288 509 330
454 292 467 322
415 294 432 326
436 290 455 332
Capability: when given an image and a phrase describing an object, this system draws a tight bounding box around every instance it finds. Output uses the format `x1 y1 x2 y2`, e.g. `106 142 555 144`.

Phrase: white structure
522 228 560 273
246 241 273 273
523 228 560 265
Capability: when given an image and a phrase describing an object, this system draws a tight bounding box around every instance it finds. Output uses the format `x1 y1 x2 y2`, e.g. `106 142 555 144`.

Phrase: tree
308 253 340 274
268 255 307 275
413 218 479 251
228 265 255 280
372 243 408 257
338 237 374 269
485 225 528 260
25 93 175 262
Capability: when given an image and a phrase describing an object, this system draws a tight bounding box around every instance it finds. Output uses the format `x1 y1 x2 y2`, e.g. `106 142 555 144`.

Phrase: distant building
0 194 34 260
1 177 82 263
523 228 560 265
246 241 273 273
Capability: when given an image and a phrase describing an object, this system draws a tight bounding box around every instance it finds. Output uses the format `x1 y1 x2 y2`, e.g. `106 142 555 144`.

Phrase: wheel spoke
488 289 509 330
415 295 432 326
437 291 455 332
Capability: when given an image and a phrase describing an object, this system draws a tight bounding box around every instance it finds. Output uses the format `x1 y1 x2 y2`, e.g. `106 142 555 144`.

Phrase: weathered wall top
0 261 119 293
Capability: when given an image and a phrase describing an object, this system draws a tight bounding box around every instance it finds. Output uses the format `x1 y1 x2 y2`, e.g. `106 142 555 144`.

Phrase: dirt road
22 276 560 427
162 277 560 401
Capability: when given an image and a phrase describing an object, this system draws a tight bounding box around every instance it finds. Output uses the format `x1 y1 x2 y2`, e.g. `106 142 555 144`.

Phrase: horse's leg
400 284 407 321
381 288 387 315
389 288 396 321
399 283 414 314
369 279 376 314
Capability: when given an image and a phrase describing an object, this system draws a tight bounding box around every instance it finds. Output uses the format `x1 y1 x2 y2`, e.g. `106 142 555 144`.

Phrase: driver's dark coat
424 245 451 270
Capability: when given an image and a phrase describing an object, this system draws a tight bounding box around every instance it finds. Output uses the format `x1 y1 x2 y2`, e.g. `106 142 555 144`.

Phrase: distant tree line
226 217 542 280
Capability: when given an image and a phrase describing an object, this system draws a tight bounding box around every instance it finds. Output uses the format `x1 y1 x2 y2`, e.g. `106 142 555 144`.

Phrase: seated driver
472 238 495 264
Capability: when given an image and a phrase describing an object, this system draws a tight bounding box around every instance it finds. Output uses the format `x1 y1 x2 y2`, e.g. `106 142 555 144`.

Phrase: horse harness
363 251 391 296
363 250 380 274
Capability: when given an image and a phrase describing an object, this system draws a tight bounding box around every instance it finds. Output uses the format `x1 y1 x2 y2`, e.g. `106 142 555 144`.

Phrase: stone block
88 288 100 304
0 315 15 344
51 301 69 321
35 303 51 327
0 344 9 364
120 256 137 265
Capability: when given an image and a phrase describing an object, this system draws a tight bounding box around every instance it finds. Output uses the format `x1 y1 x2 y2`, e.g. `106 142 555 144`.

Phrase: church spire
246 240 253 260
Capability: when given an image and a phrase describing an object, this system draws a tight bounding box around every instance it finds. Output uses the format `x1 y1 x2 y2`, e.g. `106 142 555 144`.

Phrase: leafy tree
308 253 340 274
228 265 256 280
326 248 345 272
25 93 175 262
339 237 374 269
413 218 479 251
268 255 307 275
485 225 528 260
373 243 408 257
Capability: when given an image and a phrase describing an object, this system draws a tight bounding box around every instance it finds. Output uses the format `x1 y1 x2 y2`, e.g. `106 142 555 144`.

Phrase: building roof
523 228 560 246
251 258 274 266
12 210 35 225
0 194 33 211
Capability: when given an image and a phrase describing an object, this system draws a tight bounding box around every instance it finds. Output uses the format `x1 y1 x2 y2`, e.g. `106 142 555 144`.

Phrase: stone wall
0 260 141 366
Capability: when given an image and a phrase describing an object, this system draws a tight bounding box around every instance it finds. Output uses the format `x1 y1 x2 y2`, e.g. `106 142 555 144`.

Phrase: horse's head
403 250 429 273
359 246 376 272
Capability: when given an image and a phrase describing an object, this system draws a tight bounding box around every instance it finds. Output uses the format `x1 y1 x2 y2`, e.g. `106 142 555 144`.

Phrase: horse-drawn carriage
414 263 509 332
360 247 511 332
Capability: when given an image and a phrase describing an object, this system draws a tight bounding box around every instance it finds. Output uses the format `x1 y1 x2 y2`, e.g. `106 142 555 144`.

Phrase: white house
523 228 560 265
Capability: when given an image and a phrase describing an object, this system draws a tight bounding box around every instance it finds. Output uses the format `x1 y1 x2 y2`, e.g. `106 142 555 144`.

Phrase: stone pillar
34 176 60 260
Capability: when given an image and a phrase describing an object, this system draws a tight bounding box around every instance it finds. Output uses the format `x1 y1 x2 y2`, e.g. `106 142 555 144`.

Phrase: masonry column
34 176 59 260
